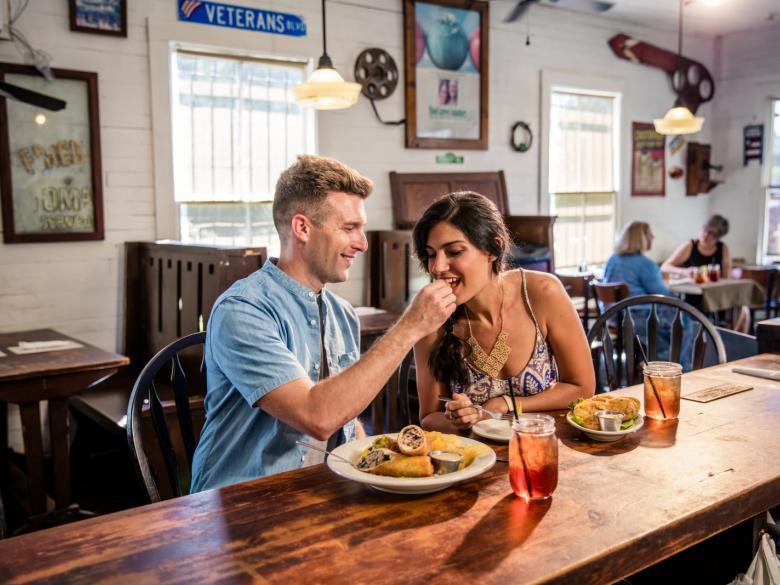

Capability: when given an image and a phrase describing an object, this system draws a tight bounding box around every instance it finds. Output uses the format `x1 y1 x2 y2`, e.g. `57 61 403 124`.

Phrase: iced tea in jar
643 361 682 420
509 414 558 501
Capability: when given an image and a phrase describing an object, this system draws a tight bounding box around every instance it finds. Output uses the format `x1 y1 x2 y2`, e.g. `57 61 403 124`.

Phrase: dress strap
519 268 543 338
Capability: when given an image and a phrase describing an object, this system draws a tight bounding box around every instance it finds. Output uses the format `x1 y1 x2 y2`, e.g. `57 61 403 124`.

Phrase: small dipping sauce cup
595 410 624 432
429 450 463 474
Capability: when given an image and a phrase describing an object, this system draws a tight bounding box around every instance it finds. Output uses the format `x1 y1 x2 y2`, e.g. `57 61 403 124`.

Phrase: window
762 99 780 259
171 51 312 253
548 89 619 269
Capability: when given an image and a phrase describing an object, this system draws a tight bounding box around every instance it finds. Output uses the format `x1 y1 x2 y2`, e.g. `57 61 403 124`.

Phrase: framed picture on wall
69 0 128 37
631 122 666 196
403 0 489 150
0 64 104 243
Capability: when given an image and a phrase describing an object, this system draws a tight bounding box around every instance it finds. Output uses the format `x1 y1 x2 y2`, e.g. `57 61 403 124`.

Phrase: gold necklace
465 281 511 379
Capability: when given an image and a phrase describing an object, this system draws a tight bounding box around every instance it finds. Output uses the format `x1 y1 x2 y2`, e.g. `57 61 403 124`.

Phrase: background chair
126 331 206 503
587 295 726 391
703 326 757 367
737 267 779 332
396 350 419 429
557 274 598 329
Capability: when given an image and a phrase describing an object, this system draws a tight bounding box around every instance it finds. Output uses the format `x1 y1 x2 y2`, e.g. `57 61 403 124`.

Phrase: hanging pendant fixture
293 0 360 110
653 0 704 135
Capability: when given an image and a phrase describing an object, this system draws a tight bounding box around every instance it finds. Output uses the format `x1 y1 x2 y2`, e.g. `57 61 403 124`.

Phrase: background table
668 278 764 312
0 329 128 519
0 355 777 583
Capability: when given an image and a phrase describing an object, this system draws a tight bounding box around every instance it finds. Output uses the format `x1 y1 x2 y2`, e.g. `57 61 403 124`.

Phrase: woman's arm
639 256 671 295
661 241 695 277
519 273 595 411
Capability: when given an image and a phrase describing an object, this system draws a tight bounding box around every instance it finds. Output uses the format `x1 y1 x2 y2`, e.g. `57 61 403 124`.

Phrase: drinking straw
509 379 534 497
634 334 667 419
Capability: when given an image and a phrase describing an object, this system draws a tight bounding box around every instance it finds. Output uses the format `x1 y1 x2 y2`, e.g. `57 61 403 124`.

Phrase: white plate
327 434 496 494
566 412 644 442
472 419 513 442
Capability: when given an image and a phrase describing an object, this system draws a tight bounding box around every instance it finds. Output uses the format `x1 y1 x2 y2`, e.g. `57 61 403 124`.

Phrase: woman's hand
444 393 483 429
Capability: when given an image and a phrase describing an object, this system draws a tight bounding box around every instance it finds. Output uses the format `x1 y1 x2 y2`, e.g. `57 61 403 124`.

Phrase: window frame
761 96 780 262
540 70 625 268
148 19 316 240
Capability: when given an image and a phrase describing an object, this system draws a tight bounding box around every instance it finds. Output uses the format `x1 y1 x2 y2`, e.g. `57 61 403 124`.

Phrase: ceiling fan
0 80 66 111
502 0 614 23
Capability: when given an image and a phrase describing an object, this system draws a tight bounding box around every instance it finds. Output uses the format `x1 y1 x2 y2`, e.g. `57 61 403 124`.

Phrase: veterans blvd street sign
178 1 307 37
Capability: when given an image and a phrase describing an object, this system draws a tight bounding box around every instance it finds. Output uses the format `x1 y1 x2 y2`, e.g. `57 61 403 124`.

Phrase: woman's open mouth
439 276 460 291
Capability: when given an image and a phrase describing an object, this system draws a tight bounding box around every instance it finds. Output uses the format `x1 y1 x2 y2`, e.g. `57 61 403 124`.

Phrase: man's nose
354 229 368 252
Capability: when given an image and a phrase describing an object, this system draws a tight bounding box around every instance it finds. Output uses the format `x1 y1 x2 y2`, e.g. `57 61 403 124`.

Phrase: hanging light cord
321 0 328 60
368 98 405 126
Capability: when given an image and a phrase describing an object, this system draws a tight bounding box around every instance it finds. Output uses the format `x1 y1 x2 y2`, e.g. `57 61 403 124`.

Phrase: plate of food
472 418 513 442
567 395 644 442
327 425 496 494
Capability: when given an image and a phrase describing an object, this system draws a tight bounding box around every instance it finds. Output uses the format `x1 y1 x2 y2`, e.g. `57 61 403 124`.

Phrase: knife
731 366 780 381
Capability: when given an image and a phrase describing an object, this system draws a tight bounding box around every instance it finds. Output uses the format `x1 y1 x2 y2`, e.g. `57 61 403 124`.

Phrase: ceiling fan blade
549 0 614 13
503 0 536 23
0 80 67 111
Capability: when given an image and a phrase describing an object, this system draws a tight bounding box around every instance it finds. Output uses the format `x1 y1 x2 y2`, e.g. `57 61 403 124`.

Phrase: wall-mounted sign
435 152 463 164
178 1 306 37
631 122 665 196
743 124 763 166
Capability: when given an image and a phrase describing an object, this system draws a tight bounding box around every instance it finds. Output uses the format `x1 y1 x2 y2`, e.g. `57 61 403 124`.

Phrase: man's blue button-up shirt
190 259 360 492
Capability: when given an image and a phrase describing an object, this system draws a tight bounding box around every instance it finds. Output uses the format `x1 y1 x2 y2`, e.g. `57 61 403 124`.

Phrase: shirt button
314 363 319 370
310 319 317 325
308 292 315 298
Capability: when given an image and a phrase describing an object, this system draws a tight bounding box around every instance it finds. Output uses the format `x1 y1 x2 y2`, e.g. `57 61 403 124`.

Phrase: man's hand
400 280 457 339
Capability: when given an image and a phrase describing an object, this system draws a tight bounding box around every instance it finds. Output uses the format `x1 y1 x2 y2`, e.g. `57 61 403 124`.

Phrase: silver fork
438 397 513 421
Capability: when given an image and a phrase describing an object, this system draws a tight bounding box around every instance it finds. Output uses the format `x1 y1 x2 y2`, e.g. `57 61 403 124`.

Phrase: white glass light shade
293 66 361 110
653 106 704 135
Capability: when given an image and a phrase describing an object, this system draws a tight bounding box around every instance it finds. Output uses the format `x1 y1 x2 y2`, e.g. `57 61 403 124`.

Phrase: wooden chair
587 295 726 391
557 274 598 329
396 351 419 429
738 267 779 332
126 331 206 503
703 327 757 367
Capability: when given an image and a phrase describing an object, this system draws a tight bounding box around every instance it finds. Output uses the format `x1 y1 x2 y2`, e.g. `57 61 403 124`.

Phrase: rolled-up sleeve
208 297 309 407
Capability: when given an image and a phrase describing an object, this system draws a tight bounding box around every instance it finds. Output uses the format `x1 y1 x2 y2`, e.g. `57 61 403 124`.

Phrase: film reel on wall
354 48 399 100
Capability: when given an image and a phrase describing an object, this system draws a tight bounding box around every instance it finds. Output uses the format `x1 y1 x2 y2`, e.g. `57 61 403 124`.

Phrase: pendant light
653 0 704 135
294 0 360 110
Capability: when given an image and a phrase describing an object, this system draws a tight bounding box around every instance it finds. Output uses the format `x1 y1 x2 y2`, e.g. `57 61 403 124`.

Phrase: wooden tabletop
0 329 128 383
1 356 779 584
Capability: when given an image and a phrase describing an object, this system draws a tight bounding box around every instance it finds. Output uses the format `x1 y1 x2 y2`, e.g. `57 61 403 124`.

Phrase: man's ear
290 214 312 242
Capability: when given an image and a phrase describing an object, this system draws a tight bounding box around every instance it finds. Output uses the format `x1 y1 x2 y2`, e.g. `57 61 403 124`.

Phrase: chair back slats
148 380 183 498
647 305 659 361
669 309 683 364
691 324 707 370
587 294 726 392
171 355 197 466
127 331 206 503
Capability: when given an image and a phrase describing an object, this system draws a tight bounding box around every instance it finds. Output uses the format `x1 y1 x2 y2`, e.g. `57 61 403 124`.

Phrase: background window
763 99 780 259
548 90 618 269
172 51 311 253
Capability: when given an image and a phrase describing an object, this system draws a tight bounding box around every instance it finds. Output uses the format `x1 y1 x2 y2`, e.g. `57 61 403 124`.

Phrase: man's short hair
273 155 373 241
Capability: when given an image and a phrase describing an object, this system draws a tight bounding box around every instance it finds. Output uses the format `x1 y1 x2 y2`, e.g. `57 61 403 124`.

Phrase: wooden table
0 329 128 518
669 278 764 313
1 355 778 583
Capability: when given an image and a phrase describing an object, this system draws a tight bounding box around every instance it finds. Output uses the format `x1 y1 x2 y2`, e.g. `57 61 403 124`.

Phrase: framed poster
0 64 104 243
69 0 127 37
631 122 665 196
403 0 488 150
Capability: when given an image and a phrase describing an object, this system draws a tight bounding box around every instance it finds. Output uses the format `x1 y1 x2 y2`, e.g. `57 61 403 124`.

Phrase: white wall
0 0 768 353
709 26 780 263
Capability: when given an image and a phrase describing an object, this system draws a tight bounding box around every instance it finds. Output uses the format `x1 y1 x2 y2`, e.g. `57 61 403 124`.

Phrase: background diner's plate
566 412 644 442
327 434 496 494
472 418 512 442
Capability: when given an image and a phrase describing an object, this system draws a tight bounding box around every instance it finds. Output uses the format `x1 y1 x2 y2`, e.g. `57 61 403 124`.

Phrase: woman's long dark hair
411 191 510 388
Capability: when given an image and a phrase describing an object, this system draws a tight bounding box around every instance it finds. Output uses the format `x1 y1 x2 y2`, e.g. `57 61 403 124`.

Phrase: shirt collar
263 258 320 303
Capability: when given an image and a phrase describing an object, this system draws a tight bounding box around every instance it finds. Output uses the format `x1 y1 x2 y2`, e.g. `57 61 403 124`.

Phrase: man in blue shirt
191 155 456 491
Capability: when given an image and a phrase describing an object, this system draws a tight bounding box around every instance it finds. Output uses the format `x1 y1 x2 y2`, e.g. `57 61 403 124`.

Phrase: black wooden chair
397 350 419 429
738 267 779 332
557 274 598 330
703 326 757 367
126 331 206 503
587 295 726 391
